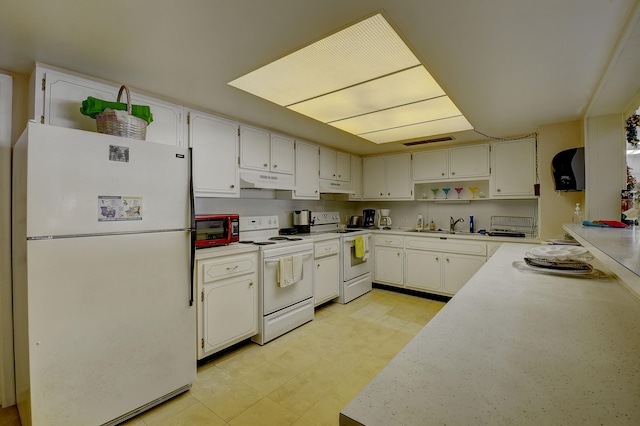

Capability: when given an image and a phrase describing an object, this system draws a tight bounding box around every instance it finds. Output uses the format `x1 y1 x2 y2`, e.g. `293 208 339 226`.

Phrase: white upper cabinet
188 110 239 198
413 144 490 181
413 149 448 180
491 138 536 197
449 144 490 178
292 140 320 199
32 65 184 146
270 133 296 174
239 125 270 171
239 125 294 174
349 156 362 200
319 147 351 181
362 153 412 200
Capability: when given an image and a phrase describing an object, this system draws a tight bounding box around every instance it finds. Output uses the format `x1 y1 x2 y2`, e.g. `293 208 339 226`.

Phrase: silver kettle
293 210 311 233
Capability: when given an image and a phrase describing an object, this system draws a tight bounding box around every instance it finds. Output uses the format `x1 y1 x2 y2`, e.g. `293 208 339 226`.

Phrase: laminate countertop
340 243 640 425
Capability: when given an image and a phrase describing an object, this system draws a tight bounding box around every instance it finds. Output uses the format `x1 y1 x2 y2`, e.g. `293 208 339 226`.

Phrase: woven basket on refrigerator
95 85 147 140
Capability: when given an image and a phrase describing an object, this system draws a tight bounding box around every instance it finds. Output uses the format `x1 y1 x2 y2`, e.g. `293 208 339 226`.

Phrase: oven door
261 244 314 315
342 233 372 281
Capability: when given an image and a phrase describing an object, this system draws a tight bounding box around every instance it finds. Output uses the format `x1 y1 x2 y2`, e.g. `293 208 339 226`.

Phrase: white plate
527 245 590 261
513 261 606 278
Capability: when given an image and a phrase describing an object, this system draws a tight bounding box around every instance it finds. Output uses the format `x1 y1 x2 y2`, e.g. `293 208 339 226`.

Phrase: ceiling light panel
288 66 445 123
228 13 420 106
359 116 473 144
329 97 463 135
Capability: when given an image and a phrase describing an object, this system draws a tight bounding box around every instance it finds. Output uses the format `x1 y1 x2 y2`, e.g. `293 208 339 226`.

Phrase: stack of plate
522 246 595 275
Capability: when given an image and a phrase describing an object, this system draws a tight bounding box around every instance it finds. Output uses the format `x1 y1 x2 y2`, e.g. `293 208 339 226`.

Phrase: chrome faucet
450 216 464 232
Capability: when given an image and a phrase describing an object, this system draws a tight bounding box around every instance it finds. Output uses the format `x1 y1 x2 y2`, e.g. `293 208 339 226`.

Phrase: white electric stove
310 212 372 303
239 216 314 344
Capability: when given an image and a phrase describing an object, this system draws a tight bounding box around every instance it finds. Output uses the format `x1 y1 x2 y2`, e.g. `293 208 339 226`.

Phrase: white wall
0 73 15 407
585 115 627 221
538 121 585 240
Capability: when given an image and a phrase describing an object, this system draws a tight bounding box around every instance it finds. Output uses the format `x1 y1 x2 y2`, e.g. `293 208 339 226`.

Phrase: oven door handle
265 253 313 264
343 235 369 243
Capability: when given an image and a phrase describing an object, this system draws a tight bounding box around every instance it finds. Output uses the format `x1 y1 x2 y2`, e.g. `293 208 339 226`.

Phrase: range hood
240 170 297 191
319 179 355 194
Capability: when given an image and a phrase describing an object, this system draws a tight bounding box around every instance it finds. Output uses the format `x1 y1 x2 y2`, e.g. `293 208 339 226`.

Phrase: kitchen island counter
340 243 640 425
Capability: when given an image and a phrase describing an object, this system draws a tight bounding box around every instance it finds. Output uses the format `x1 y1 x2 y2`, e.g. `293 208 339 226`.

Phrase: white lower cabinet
374 234 487 296
373 236 404 286
313 238 340 306
196 250 258 360
405 250 442 292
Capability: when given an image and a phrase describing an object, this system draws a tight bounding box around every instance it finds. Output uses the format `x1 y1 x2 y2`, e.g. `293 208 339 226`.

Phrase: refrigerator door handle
189 147 196 306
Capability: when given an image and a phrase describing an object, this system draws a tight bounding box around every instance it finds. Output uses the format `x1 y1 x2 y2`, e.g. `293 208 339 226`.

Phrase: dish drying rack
489 216 536 237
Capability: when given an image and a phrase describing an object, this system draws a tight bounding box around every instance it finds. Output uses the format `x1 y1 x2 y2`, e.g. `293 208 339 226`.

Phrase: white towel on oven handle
278 254 303 287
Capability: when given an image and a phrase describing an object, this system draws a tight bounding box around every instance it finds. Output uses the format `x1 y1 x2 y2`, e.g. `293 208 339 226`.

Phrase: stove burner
254 241 277 246
239 240 254 244
269 236 288 241
287 237 303 241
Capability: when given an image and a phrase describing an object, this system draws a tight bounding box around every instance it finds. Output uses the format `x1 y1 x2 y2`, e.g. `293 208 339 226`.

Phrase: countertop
371 227 540 244
194 243 258 260
564 223 640 298
340 243 640 425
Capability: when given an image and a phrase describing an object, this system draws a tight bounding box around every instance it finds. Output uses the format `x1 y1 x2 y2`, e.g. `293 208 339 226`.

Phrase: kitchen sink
405 229 480 236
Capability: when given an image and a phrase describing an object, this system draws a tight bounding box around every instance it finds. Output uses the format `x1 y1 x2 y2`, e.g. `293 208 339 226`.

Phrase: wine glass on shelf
442 188 451 199
430 188 439 199
469 186 478 199
454 187 464 199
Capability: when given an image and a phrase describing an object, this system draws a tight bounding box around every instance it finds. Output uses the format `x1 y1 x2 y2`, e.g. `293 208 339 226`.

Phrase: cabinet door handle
388 193 391 196
273 164 278 168
249 281 253 286
397 252 400 256
436 257 439 261
446 258 450 262
441 172 445 176
380 192 383 196
497 188 501 192
230 184 235 189
263 163 268 167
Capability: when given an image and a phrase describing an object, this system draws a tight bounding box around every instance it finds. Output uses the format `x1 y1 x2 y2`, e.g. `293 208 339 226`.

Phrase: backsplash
197 192 538 235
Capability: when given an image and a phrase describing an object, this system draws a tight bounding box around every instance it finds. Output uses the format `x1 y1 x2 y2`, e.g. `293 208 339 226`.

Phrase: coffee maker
377 209 392 229
363 209 376 228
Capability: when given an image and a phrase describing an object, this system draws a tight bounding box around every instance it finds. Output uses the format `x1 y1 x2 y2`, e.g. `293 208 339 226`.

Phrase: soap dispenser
573 203 582 224
416 213 424 230
429 219 435 231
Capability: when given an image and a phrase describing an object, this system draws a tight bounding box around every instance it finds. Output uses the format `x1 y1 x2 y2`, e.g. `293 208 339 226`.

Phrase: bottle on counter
469 215 474 233
429 219 435 231
416 213 424 230
573 203 583 224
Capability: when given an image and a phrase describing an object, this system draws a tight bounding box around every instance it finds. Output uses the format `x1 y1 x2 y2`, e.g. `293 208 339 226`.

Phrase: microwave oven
194 214 239 248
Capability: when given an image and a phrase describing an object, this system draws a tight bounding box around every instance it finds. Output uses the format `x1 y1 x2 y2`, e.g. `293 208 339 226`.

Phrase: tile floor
0 288 445 426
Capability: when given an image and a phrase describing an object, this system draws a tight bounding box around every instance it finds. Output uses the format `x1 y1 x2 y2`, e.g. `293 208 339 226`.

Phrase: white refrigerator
12 123 196 425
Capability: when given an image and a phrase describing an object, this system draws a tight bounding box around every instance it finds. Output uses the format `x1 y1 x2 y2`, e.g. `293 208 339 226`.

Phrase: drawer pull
226 265 239 270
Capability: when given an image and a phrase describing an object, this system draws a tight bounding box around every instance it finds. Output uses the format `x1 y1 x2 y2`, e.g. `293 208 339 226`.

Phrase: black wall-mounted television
551 147 585 191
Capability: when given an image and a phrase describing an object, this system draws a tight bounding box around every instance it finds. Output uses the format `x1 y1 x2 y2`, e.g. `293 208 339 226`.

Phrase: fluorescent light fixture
229 13 472 144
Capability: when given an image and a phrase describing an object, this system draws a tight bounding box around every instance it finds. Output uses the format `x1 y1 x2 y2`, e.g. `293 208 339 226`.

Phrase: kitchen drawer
314 240 340 259
201 255 256 283
374 235 404 247
405 237 486 256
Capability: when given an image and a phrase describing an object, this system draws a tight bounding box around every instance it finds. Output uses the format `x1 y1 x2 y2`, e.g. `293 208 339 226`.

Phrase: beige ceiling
1 0 640 155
